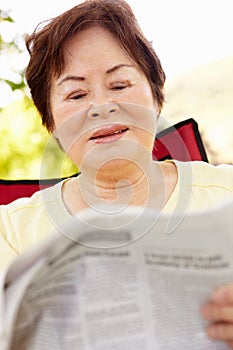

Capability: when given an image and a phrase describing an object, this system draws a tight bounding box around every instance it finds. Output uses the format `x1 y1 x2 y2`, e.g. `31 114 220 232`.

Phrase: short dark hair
25 0 166 132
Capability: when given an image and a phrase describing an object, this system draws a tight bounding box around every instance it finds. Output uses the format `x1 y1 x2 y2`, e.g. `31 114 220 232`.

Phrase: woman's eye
67 91 88 100
111 81 130 90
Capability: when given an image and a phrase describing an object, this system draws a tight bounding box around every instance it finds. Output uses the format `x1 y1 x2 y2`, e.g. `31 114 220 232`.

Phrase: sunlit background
0 0 233 179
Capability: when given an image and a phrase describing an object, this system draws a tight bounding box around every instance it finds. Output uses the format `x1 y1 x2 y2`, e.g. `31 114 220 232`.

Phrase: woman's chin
69 137 153 176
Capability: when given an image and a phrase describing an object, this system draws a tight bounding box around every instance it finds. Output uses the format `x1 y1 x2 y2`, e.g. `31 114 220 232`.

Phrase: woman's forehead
60 26 136 74
63 26 126 56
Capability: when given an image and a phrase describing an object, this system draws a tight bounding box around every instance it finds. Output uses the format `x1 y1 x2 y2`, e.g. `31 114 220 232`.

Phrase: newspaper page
0 199 233 350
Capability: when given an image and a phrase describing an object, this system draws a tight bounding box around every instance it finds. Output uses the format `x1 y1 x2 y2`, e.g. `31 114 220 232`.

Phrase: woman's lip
89 125 129 140
90 129 128 144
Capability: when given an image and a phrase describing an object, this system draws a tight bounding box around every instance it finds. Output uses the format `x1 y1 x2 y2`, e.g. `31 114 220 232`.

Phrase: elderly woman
0 0 233 346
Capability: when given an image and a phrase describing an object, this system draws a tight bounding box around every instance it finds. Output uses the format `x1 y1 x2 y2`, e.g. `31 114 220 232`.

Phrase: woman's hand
201 284 233 349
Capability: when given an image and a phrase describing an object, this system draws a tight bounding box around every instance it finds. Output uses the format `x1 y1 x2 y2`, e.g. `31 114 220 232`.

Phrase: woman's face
50 26 158 172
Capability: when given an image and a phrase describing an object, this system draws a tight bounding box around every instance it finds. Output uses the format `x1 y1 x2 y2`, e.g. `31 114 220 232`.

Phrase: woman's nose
87 102 120 119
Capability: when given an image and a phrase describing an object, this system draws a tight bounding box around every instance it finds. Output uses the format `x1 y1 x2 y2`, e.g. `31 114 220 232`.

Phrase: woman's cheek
52 111 86 155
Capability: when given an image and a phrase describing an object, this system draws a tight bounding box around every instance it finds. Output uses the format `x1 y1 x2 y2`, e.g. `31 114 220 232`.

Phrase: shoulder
164 160 233 213
183 161 233 190
2 179 71 227
0 180 70 258
175 161 233 192
4 181 61 214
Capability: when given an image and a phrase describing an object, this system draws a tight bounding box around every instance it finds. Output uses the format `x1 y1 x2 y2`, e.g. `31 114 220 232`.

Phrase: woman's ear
153 100 160 119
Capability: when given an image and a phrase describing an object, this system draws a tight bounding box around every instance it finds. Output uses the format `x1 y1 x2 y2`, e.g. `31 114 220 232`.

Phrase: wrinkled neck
78 159 166 209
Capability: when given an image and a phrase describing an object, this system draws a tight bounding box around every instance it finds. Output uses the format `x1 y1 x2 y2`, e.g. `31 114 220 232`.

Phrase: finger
201 304 233 322
207 323 233 341
226 340 233 349
212 285 233 305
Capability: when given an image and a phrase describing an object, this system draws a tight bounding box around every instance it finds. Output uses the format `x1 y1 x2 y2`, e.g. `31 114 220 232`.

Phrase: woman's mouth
89 125 129 144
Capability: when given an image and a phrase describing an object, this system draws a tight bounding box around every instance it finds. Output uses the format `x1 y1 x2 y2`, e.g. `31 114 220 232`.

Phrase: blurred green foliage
0 98 78 179
0 8 78 179
0 9 26 91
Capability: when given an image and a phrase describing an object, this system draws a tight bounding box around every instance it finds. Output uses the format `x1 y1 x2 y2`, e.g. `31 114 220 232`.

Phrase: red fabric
153 119 208 162
0 183 51 205
0 118 208 205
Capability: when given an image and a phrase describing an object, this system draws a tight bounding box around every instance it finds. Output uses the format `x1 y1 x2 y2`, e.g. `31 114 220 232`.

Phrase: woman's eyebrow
106 64 134 74
57 75 85 86
57 64 134 86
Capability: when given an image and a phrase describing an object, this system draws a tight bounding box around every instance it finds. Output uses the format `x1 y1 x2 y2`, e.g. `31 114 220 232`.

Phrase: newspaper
0 199 233 350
